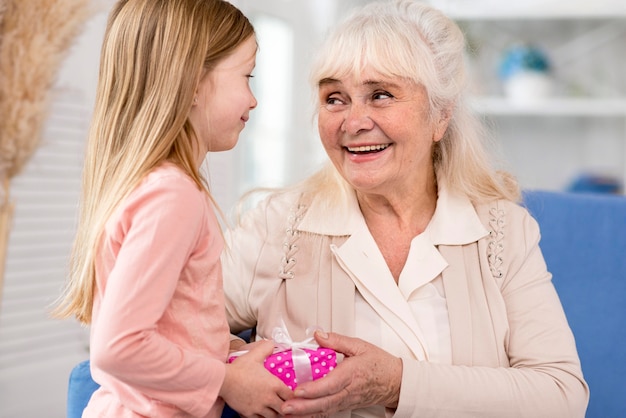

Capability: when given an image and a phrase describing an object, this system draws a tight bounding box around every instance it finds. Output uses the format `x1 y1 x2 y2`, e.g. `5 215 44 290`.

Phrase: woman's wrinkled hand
229 336 247 353
230 338 269 354
220 339 294 417
280 331 402 417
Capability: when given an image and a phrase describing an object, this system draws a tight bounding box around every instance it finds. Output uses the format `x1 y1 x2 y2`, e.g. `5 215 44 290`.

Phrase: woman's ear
433 106 452 142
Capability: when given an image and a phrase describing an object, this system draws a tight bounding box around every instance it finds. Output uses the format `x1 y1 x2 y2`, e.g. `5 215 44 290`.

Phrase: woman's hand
220 339 294 417
229 336 247 352
230 338 266 353
281 331 403 416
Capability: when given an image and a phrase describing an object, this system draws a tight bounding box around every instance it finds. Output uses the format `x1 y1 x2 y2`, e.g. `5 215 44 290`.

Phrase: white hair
308 0 520 204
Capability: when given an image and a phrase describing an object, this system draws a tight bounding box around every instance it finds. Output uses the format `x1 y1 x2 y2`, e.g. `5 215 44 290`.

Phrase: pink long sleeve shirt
84 163 229 418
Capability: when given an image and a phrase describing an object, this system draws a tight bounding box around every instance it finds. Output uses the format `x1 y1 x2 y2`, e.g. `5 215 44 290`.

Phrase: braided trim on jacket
487 206 505 278
278 200 308 279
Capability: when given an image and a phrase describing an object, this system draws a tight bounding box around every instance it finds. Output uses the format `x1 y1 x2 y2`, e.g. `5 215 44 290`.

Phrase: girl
53 0 291 416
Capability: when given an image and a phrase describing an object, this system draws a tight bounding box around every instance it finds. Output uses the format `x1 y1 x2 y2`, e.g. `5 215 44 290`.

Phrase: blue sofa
67 360 100 418
67 190 626 417
523 190 626 417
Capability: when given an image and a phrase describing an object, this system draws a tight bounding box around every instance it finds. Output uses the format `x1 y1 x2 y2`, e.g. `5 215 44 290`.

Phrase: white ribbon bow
229 320 324 386
271 321 321 385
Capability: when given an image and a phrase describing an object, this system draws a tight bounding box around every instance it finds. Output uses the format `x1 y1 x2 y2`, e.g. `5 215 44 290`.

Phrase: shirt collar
298 183 488 245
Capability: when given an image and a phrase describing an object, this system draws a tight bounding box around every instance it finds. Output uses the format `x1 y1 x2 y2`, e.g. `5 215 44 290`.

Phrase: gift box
263 347 336 389
228 324 337 390
229 346 337 390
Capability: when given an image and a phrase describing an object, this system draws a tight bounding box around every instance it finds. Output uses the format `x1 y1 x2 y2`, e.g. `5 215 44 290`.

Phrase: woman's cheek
318 113 341 145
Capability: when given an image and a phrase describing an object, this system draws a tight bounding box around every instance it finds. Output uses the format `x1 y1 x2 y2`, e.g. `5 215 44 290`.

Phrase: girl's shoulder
120 163 207 220
141 162 197 189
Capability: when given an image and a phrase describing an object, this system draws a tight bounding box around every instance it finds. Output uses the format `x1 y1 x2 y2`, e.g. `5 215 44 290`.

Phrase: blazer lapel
439 244 474 366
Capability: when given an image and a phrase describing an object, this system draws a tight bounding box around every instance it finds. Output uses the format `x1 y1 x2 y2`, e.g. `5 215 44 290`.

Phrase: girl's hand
280 331 403 416
220 339 294 417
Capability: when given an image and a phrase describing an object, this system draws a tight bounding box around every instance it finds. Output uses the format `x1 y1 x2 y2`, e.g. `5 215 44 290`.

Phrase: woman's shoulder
474 198 532 224
235 187 303 230
241 187 303 216
473 197 540 245
472 198 542 283
474 197 541 249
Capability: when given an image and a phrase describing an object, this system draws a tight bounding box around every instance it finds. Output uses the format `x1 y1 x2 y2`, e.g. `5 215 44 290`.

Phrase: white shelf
430 0 626 20
471 96 626 117
430 0 626 192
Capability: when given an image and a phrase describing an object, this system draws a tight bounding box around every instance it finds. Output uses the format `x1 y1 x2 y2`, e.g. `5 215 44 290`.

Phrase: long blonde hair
307 0 519 207
53 0 254 324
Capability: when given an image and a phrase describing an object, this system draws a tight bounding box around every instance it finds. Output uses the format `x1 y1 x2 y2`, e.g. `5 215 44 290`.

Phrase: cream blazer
222 186 589 418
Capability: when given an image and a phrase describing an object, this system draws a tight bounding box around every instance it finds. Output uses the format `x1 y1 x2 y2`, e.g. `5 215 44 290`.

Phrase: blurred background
0 0 624 416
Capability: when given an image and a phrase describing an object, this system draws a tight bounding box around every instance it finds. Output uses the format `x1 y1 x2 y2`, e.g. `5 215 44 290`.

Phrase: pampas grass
0 0 91 178
0 0 91 296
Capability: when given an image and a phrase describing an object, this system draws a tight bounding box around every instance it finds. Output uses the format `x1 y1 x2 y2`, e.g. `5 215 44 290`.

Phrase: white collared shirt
332 187 488 418
325 185 488 364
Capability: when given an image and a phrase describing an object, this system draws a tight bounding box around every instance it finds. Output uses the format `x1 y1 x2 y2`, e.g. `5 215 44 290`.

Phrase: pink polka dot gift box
262 346 337 389
228 324 337 390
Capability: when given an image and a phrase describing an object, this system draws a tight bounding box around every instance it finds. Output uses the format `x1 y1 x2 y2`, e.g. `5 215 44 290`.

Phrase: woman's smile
346 143 391 154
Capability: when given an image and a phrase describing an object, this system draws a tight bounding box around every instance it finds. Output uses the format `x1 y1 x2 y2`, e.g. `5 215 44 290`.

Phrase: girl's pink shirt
84 163 229 418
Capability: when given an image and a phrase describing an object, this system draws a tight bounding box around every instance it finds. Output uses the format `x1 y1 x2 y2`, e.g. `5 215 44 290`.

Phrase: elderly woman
223 0 589 416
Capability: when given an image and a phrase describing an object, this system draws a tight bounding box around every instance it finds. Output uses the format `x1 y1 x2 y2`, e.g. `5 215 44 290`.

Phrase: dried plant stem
0 0 92 178
0 0 7 303
0 0 91 293
0 176 13 305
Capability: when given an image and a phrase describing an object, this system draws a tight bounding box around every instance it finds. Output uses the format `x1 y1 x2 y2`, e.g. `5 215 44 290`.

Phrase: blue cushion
67 360 100 418
523 190 626 417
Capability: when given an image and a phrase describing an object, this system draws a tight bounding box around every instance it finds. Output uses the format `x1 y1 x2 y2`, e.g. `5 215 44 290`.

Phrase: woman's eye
372 91 393 100
322 95 346 112
325 95 344 106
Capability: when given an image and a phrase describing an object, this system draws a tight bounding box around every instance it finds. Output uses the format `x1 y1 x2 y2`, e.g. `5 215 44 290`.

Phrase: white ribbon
229 321 324 386
271 321 321 385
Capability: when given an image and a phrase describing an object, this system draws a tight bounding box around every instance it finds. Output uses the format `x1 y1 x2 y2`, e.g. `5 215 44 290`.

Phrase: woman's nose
341 103 374 135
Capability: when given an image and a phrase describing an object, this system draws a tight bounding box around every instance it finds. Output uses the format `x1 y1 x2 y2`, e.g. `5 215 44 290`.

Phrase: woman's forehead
318 66 419 89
